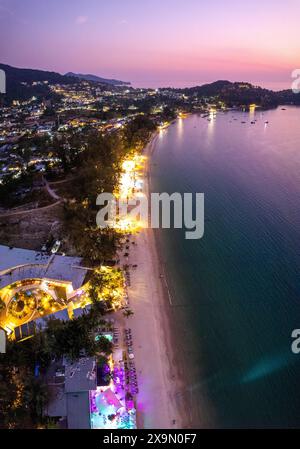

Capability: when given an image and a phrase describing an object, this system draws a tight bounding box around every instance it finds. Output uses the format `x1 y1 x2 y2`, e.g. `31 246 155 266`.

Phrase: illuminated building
0 245 88 334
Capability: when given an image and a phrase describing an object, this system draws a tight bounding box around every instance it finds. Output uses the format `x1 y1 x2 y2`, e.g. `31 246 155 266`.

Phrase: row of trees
88 267 125 309
63 116 156 263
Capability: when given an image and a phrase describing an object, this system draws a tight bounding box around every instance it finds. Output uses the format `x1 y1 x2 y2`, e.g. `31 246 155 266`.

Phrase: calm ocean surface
151 106 300 428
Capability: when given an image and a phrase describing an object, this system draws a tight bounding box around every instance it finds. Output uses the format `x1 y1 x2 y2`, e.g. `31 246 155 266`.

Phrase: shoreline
120 130 189 428
121 132 190 429
146 131 195 428
140 126 214 429
119 120 219 429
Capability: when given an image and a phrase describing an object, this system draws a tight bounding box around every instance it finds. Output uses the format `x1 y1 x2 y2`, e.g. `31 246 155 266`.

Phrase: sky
0 0 300 89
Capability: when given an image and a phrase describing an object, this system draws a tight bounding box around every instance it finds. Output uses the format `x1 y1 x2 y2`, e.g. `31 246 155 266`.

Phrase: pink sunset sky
0 0 299 89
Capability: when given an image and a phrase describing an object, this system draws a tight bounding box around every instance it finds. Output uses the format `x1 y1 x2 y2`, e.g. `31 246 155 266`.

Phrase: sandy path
0 200 62 217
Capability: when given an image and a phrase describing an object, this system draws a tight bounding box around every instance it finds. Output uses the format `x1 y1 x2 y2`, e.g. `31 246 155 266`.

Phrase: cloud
75 15 88 25
0 4 13 17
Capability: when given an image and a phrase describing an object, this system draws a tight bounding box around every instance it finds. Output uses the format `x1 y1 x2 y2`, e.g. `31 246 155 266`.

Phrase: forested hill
178 80 300 107
0 63 76 104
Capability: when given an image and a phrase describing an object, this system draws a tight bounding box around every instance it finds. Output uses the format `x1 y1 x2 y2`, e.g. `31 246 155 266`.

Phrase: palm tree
123 309 134 318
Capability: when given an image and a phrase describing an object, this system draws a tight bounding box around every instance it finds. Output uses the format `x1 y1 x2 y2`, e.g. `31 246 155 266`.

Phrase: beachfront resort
0 241 140 429
0 152 148 429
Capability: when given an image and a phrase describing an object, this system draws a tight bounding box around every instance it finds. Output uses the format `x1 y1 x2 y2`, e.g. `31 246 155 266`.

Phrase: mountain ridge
65 72 130 86
0 63 299 107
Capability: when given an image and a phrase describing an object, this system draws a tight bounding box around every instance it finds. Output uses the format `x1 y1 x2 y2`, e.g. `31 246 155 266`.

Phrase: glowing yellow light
66 284 74 295
110 153 147 233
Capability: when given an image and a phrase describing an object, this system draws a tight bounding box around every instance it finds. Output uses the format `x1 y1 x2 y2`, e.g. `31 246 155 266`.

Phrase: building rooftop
66 392 91 429
64 357 97 393
45 356 96 429
47 387 91 429
0 245 50 272
0 245 87 290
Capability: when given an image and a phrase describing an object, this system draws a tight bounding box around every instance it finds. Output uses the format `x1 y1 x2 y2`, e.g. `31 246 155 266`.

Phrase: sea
150 106 300 428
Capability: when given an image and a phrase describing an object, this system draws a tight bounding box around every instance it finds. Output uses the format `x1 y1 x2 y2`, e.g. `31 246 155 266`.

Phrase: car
51 240 61 254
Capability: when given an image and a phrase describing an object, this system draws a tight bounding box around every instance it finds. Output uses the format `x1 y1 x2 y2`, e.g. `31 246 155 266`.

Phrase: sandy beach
118 133 189 429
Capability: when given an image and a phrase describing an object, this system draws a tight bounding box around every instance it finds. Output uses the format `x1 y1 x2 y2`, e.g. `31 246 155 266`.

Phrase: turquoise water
151 107 300 428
